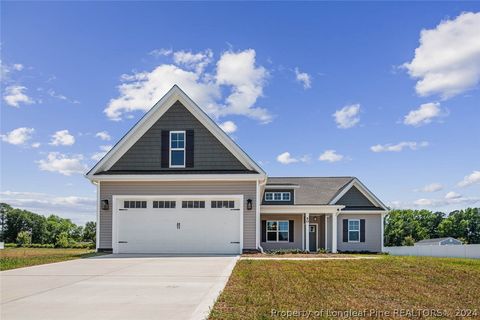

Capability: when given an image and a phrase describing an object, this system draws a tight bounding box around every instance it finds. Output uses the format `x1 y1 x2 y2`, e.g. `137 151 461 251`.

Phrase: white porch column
332 212 338 253
381 212 386 252
324 214 328 251
301 213 305 250
305 213 310 252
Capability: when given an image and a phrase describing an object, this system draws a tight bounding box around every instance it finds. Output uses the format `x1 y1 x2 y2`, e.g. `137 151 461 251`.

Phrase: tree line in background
385 208 480 246
1 203 479 249
0 203 95 248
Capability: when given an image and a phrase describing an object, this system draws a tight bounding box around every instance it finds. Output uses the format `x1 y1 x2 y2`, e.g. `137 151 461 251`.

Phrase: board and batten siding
336 186 376 207
99 180 257 250
110 101 247 172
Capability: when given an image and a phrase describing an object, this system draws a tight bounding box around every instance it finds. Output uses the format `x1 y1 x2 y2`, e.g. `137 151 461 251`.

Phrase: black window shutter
186 130 194 168
289 220 294 242
161 130 170 168
343 219 348 242
360 219 366 242
261 220 266 242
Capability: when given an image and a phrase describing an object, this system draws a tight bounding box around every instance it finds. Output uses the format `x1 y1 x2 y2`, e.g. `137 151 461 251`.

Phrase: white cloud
37 152 87 176
370 141 429 153
0 191 95 225
276 152 310 165
418 183 443 193
216 49 271 123
104 48 271 124
219 121 237 134
91 145 113 161
3 85 34 107
49 130 75 146
149 48 173 57
404 102 444 126
403 12 480 98
1 127 35 145
414 198 433 206
173 49 213 74
457 170 480 187
31 142 41 148
1 61 24 80
46 89 80 104
12 64 24 71
294 67 312 89
445 191 462 200
318 150 344 162
414 194 480 208
95 131 111 141
333 104 360 129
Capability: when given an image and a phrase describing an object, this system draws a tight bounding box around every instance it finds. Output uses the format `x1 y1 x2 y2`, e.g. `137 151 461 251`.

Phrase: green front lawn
210 256 480 319
0 247 100 271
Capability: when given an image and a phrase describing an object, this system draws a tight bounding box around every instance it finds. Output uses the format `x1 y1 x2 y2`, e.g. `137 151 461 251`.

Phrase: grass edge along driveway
0 247 100 271
210 255 480 319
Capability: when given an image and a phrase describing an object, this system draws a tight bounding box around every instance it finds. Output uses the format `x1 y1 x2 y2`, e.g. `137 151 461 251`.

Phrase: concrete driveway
1 255 238 320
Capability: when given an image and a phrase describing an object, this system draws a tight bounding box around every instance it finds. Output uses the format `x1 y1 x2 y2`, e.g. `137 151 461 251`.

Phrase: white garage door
114 196 242 254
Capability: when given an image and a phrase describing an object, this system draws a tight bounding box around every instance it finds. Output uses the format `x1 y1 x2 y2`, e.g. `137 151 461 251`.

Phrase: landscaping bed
0 247 100 271
210 255 480 319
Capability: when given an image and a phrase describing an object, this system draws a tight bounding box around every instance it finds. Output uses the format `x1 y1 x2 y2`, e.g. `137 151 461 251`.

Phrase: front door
309 224 317 252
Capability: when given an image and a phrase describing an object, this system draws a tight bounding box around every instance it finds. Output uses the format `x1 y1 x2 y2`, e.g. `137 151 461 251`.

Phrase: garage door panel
115 197 241 254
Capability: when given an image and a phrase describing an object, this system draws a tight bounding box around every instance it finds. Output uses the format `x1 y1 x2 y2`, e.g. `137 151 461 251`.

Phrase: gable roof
86 85 266 180
265 176 388 210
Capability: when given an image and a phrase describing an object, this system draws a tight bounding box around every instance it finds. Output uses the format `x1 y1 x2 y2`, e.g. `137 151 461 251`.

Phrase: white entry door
114 196 242 254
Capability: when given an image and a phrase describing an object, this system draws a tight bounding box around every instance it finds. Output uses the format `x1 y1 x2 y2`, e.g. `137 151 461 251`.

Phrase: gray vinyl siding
261 214 303 251
261 189 295 205
98 180 257 250
336 186 376 208
110 101 248 171
337 214 382 252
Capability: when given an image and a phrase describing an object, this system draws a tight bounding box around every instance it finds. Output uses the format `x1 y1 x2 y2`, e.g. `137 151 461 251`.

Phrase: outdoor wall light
101 199 109 210
246 199 253 210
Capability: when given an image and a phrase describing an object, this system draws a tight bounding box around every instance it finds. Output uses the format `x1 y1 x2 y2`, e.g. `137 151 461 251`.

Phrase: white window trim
266 220 289 242
169 130 186 168
348 219 360 243
264 192 291 202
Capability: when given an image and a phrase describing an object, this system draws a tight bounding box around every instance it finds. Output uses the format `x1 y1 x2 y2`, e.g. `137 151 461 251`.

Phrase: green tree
439 208 480 244
55 232 70 248
16 230 32 247
83 221 96 243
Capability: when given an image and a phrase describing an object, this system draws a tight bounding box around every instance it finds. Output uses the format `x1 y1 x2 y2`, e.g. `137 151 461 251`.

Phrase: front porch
260 211 340 253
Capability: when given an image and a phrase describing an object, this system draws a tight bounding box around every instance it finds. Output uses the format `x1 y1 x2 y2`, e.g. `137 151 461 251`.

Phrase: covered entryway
113 195 243 254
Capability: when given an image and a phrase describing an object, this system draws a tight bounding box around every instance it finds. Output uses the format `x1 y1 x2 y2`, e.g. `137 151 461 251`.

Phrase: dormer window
265 192 291 202
170 131 185 168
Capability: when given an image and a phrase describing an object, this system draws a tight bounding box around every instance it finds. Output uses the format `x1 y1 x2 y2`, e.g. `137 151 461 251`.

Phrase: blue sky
1 2 479 224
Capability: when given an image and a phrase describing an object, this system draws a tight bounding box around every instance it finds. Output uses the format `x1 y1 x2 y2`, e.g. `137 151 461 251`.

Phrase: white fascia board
261 205 344 214
264 185 300 189
90 173 264 182
329 178 388 210
86 85 266 178
338 210 387 215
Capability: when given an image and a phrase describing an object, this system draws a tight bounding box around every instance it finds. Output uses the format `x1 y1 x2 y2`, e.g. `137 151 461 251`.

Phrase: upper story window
265 192 291 202
170 131 185 168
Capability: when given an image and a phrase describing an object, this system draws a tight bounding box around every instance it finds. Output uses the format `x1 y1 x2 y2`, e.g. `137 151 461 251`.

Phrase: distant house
414 237 462 246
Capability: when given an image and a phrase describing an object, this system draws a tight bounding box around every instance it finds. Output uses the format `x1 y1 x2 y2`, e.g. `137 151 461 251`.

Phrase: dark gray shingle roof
266 177 354 205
